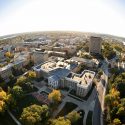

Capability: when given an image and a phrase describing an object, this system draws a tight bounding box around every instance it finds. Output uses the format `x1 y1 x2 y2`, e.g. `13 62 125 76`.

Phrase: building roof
66 70 95 87
49 68 70 81
70 57 99 65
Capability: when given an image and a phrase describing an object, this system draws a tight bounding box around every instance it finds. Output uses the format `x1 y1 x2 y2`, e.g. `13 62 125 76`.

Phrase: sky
0 0 125 37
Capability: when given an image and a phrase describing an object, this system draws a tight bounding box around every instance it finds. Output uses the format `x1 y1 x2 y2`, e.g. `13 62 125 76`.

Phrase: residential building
89 36 102 55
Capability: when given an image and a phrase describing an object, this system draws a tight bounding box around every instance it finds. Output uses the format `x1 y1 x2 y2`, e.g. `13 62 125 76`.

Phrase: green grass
23 86 38 94
86 111 93 125
0 112 16 125
57 102 77 117
72 110 85 125
12 95 41 119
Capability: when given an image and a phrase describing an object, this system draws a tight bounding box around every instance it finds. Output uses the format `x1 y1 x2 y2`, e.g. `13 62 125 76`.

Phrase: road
92 59 108 125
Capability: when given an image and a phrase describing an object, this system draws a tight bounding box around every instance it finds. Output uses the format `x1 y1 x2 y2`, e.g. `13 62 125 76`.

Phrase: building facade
89 36 102 55
32 49 48 65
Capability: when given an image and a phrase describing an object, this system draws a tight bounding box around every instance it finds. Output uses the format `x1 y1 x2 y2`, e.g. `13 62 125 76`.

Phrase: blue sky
0 0 125 37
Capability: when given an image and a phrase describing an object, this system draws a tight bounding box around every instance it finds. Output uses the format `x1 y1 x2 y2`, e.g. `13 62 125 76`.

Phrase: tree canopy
66 111 80 124
48 90 61 103
20 104 49 125
50 117 71 125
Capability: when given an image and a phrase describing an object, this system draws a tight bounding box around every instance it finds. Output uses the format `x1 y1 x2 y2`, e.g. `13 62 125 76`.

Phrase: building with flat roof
65 70 95 97
31 49 48 65
89 36 102 55
33 60 95 96
0 64 13 81
33 60 77 78
69 57 99 68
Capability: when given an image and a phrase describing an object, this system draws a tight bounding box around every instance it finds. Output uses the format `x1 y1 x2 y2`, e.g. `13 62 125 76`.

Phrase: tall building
31 49 48 65
89 36 102 55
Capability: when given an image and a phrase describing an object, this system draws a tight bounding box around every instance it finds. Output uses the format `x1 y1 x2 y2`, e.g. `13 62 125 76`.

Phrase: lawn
57 102 77 117
11 95 41 119
0 112 16 125
86 111 93 125
23 85 38 94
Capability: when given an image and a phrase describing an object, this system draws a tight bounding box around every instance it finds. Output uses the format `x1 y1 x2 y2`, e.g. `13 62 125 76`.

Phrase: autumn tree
50 117 71 125
113 118 121 125
105 88 120 107
20 104 49 125
0 88 7 113
5 52 13 58
48 89 61 104
27 71 36 80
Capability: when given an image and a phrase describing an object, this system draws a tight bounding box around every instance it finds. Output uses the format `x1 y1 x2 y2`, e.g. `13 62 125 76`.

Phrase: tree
0 88 7 113
20 104 49 125
16 76 28 87
116 106 125 116
66 111 80 124
0 100 6 113
50 117 71 125
27 71 36 80
11 86 24 100
114 46 122 52
48 90 61 104
113 118 121 125
5 52 13 58
105 88 120 107
114 73 125 98
102 43 116 60
0 88 15 113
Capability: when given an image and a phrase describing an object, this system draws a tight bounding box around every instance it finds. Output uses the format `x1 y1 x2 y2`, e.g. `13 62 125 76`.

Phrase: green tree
16 76 28 87
66 111 80 124
116 106 125 116
11 86 24 100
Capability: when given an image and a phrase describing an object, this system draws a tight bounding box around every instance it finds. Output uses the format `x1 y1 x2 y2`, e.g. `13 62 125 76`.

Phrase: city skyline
0 0 125 37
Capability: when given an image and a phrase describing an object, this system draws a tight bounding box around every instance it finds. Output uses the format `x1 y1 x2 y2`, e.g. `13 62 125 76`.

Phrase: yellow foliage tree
48 89 61 103
27 71 36 79
0 88 7 113
5 52 13 58
50 117 71 125
0 89 7 100
0 100 6 112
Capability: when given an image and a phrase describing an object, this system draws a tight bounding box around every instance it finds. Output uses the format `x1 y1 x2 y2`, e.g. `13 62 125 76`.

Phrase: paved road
94 60 108 125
